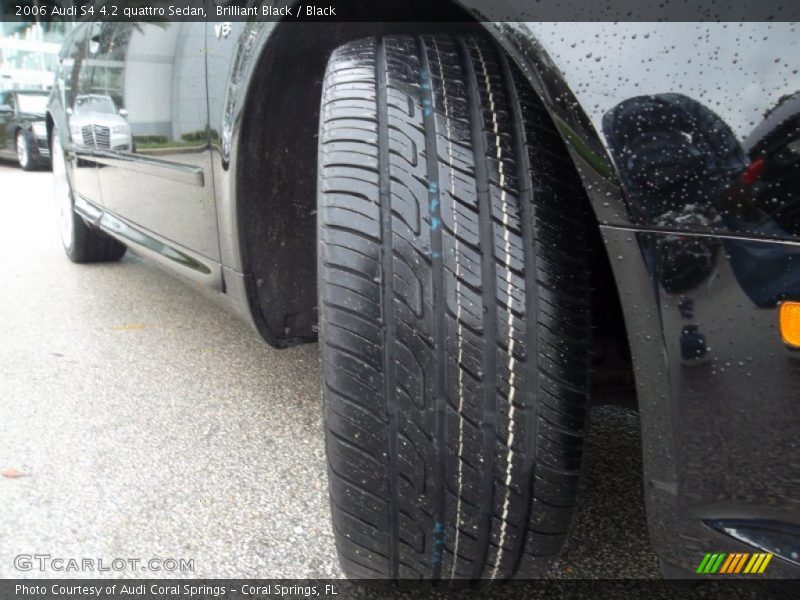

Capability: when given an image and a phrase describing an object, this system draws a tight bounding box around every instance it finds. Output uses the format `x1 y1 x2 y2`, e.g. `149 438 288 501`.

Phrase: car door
56 23 103 203
87 21 220 261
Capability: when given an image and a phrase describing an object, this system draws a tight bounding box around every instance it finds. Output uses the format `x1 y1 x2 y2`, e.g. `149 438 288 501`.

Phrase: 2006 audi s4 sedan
46 7 799 580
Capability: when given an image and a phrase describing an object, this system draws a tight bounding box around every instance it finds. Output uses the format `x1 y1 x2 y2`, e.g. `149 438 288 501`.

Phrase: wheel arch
45 111 55 146
233 17 481 348
233 14 633 375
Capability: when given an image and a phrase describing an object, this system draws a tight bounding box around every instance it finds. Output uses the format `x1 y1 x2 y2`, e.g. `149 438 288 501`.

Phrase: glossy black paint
47 13 800 577
49 21 219 261
479 21 799 574
602 226 800 574
0 89 50 166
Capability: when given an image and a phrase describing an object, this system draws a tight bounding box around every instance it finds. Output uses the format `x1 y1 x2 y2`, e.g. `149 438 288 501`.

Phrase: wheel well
46 113 54 145
237 16 634 393
236 16 479 347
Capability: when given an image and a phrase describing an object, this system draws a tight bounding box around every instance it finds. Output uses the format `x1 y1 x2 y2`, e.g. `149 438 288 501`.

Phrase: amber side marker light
780 302 800 348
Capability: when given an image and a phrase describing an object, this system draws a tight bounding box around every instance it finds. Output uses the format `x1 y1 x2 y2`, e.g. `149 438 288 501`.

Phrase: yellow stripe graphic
744 554 760 573
758 554 773 573
750 554 767 573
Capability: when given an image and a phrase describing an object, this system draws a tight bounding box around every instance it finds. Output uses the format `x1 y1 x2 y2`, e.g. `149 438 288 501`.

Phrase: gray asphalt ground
0 162 657 580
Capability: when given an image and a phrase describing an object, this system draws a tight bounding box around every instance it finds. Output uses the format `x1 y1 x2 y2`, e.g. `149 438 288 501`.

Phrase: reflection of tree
96 24 132 60
604 93 745 224
66 28 84 107
763 91 800 121
86 23 137 108
66 20 168 114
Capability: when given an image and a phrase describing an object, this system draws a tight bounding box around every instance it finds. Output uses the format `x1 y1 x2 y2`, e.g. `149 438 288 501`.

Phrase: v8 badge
214 22 232 40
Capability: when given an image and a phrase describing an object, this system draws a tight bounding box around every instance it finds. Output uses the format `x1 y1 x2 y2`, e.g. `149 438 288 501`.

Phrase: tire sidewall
51 128 76 255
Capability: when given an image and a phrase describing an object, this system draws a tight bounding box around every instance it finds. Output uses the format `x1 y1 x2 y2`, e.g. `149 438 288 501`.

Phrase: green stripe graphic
706 553 719 573
697 552 730 574
709 553 726 573
696 554 712 573
705 554 719 573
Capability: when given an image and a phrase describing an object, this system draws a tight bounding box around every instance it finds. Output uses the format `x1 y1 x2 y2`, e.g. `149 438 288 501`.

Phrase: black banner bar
2 0 800 23
2 579 798 600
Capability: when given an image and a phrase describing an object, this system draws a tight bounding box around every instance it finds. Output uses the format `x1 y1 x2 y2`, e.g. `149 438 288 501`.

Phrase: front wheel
317 35 593 580
51 128 126 263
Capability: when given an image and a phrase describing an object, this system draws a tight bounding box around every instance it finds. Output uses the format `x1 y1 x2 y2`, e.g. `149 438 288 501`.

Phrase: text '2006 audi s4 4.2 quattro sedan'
46 6 800 580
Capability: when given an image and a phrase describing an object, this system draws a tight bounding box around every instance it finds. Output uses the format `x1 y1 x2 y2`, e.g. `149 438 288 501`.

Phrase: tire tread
318 33 592 580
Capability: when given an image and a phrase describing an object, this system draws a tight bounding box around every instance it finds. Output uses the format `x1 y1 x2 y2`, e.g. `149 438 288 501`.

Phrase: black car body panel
47 10 800 577
602 227 800 575
487 21 800 573
0 89 50 164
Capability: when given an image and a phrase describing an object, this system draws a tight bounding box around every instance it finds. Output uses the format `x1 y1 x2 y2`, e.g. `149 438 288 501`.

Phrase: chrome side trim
73 195 221 289
73 194 103 224
84 150 204 187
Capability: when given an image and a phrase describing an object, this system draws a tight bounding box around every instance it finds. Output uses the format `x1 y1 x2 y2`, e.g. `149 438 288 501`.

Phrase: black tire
67 211 127 264
317 34 592 580
52 129 126 263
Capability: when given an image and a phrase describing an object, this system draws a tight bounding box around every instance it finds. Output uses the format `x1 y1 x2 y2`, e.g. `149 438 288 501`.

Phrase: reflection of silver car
68 94 131 152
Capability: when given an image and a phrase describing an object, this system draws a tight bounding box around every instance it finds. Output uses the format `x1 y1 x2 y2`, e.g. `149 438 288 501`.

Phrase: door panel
89 22 219 261
56 25 103 202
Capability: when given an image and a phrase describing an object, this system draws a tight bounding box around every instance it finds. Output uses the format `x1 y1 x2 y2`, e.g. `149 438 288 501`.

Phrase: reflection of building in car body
68 94 132 152
79 22 207 147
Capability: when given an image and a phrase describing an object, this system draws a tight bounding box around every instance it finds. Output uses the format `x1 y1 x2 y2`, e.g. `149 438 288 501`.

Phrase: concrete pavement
0 162 657 580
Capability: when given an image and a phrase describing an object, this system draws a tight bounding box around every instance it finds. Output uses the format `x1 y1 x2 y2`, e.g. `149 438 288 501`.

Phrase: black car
0 89 50 170
46 11 800 580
